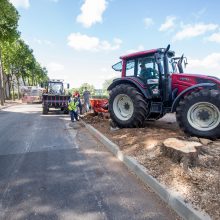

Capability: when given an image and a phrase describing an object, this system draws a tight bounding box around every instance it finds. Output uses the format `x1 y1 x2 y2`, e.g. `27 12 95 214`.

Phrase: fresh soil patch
83 113 220 220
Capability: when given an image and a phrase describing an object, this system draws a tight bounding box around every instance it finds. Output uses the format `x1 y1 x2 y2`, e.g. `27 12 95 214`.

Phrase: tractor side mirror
184 58 188 68
67 83 70 89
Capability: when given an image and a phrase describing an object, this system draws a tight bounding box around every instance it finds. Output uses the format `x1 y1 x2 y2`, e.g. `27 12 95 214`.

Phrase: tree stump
161 138 202 170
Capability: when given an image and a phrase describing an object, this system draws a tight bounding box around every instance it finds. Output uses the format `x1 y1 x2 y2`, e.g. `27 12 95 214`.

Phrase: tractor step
150 102 162 113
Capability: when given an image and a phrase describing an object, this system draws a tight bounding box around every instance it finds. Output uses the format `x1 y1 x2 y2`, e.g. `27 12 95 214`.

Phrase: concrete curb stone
81 120 211 220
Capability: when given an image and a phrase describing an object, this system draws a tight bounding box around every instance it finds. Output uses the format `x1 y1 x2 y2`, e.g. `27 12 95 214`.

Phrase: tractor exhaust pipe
163 45 171 102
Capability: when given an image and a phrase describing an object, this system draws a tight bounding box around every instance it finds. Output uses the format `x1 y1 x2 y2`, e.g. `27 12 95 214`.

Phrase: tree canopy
0 0 48 104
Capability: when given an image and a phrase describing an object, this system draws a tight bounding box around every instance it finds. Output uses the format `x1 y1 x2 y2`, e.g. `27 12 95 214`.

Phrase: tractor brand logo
180 77 190 81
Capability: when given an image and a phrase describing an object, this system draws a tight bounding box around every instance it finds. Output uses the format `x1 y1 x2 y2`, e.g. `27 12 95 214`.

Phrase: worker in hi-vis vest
68 94 79 122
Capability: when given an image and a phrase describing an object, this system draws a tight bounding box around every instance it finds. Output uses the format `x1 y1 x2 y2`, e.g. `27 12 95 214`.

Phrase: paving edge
81 120 211 220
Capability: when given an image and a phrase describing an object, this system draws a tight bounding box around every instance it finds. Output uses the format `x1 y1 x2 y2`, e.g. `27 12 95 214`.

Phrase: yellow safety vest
68 100 79 111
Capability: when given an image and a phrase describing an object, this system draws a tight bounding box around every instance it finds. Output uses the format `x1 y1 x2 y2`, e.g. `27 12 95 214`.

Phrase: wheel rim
187 102 220 131
113 94 134 121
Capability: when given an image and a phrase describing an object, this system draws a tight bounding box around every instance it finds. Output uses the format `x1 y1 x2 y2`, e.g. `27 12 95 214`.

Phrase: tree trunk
7 75 11 99
5 77 10 99
16 75 20 99
12 81 15 101
22 75 26 86
161 138 202 170
32 71 34 86
2 70 7 100
11 73 15 101
0 47 4 105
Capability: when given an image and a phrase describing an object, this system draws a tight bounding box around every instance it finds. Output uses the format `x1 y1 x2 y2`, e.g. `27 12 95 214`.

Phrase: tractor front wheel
176 89 220 139
109 84 148 128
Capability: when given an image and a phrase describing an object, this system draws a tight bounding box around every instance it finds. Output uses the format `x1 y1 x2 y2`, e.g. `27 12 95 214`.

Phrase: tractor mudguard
171 83 216 112
107 78 152 99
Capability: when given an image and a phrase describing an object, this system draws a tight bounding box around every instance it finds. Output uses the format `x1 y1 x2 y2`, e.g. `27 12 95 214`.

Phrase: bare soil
83 113 220 220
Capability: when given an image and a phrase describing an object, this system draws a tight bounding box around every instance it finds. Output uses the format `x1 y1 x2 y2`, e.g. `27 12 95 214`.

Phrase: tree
78 83 95 96
0 0 19 105
102 78 115 96
1 38 49 100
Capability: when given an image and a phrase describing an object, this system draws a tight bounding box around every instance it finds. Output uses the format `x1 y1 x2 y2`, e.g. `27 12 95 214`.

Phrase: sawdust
83 113 220 220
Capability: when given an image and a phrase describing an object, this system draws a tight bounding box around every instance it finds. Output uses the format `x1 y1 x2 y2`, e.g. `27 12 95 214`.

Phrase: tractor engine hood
172 73 220 88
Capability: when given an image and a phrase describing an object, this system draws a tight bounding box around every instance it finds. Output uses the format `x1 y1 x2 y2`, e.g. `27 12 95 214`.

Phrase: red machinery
90 98 108 113
107 45 220 138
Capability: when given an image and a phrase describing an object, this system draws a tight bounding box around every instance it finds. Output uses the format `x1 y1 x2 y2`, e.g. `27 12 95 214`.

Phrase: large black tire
109 84 148 128
176 89 220 139
42 106 48 115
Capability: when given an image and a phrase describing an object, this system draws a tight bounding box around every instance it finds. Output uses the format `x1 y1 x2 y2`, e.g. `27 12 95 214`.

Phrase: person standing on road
68 94 79 122
73 90 82 115
83 87 91 112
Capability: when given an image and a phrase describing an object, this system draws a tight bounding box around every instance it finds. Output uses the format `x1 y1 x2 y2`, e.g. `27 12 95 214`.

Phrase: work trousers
70 110 78 122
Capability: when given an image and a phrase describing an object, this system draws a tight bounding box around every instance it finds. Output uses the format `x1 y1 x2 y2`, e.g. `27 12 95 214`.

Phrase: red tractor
108 45 220 139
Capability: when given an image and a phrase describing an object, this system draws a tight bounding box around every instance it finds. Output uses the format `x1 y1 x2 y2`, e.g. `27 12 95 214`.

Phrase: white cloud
10 0 30 9
76 0 107 28
173 23 218 41
159 16 176 32
186 53 220 78
67 33 122 51
207 32 220 43
144 18 154 28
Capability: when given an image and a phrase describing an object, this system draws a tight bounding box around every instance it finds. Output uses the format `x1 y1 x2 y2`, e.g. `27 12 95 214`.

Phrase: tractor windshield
48 82 63 95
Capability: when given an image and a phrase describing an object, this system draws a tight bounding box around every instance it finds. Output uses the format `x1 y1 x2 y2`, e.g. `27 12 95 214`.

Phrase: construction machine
42 79 70 114
108 45 220 139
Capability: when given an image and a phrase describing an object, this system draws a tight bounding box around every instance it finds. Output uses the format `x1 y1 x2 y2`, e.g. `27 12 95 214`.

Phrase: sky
9 0 220 89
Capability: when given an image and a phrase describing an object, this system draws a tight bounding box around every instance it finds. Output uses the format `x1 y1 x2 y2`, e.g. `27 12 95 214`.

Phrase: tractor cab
44 79 70 95
112 46 175 100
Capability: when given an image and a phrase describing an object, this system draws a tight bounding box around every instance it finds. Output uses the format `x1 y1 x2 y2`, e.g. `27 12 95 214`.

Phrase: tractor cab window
137 56 160 96
48 82 63 95
137 56 159 83
125 59 135 76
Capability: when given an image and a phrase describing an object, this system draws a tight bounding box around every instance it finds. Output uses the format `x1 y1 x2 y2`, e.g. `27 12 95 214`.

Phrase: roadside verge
81 120 211 220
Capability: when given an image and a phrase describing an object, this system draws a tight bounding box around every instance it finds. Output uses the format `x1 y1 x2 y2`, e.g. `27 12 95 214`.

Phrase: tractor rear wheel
109 84 148 128
176 89 220 139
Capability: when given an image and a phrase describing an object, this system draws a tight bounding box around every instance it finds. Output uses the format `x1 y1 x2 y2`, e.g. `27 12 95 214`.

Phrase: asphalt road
0 104 178 220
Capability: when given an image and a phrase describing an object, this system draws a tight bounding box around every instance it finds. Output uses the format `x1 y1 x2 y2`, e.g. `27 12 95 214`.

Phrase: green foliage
0 0 19 42
102 78 115 96
78 83 95 96
1 38 48 86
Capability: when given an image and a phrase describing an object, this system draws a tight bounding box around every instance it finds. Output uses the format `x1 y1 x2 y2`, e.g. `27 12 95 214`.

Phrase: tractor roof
120 49 157 60
120 48 175 60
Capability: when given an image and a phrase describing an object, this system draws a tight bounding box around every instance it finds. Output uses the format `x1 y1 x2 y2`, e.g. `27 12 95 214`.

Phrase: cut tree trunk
161 138 202 170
